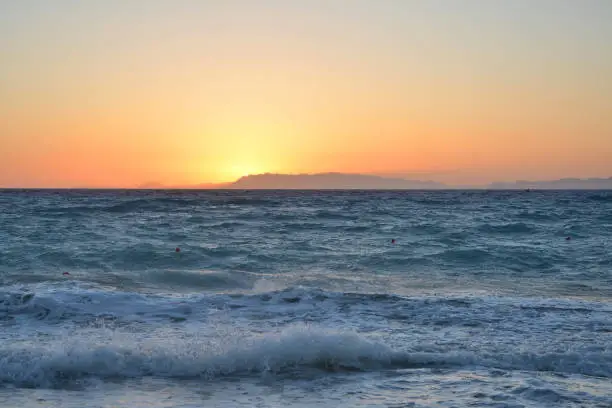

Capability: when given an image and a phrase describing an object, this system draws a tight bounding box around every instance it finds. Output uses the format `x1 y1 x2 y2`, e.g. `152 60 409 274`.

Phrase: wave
0 326 390 388
24 244 249 273
587 193 612 202
201 221 248 228
218 197 279 207
437 248 492 264
37 198 202 216
396 349 612 379
146 269 252 290
515 210 561 222
476 222 535 234
407 223 447 235
0 289 194 324
37 205 106 216
312 210 358 221
411 198 462 206
106 198 195 213
6 284 609 329
270 221 323 231
1 325 610 389
31 195 279 217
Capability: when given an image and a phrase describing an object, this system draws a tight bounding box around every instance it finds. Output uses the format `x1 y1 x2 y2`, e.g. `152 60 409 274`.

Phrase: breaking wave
1 325 610 389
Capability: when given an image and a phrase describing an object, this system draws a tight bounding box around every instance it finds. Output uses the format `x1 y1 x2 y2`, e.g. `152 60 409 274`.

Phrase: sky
1 0 611 187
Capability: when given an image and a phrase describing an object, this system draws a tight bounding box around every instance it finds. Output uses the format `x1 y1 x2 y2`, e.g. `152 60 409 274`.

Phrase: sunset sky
1 0 611 187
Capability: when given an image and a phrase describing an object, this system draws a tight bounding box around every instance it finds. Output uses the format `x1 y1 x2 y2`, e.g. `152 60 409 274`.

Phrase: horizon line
1 187 612 191
1 172 611 190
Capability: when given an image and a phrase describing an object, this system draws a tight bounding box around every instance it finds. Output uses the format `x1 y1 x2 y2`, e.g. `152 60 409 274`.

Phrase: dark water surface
1 190 611 407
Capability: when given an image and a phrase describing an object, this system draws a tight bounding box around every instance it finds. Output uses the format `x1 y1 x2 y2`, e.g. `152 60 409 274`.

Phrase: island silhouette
137 173 612 190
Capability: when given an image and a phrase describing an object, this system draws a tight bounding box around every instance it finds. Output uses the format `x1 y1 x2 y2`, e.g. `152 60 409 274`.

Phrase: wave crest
0 326 391 388
1 324 610 389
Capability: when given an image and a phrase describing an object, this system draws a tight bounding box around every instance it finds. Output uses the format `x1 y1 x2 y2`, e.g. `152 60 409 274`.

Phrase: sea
0 189 611 408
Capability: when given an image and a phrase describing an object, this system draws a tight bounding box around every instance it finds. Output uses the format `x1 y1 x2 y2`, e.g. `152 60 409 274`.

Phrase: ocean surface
1 190 611 408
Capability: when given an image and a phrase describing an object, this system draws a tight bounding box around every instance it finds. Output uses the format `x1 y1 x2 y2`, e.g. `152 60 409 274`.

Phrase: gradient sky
1 0 611 187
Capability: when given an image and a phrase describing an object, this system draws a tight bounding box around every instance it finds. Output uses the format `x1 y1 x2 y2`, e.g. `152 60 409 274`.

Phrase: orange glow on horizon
1 2 611 188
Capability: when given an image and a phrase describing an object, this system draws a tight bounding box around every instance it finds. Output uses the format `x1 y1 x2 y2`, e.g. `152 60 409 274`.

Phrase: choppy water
1 190 611 408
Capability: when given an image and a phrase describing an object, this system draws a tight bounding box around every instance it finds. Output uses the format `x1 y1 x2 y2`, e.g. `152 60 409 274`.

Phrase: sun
221 162 268 182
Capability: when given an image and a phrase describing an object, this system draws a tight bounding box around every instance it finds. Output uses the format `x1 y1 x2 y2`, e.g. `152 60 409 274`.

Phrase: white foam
1 322 610 389
0 325 392 387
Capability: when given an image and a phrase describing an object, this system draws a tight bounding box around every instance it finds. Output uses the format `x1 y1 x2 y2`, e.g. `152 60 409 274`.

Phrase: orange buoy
391 239 396 244
175 247 181 252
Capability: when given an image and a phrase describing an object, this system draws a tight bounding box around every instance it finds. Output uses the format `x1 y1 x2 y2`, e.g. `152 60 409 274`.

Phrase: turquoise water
1 190 611 407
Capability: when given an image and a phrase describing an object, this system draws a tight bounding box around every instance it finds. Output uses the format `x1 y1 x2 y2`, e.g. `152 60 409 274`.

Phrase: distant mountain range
137 173 612 190
230 173 445 189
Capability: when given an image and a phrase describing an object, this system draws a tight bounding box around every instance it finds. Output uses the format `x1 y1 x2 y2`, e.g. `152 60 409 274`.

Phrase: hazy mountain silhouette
230 173 445 189
136 174 612 190
137 182 167 189
489 177 612 190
